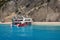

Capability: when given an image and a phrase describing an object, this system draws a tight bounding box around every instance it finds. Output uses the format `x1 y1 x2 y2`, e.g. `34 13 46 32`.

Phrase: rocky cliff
0 0 60 22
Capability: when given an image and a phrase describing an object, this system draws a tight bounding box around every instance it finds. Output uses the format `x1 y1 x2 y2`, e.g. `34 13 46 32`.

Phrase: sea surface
0 24 60 40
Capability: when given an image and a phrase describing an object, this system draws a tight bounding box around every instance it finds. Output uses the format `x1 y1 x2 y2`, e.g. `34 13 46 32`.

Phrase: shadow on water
10 25 33 37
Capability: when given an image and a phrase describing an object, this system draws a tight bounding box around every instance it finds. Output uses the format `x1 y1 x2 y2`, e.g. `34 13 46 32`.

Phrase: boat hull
12 22 31 27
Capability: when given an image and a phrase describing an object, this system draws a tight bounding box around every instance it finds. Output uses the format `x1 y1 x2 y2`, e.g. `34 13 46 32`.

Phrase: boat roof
12 15 32 20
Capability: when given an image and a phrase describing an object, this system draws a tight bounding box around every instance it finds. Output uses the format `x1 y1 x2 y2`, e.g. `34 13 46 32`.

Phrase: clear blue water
0 24 60 40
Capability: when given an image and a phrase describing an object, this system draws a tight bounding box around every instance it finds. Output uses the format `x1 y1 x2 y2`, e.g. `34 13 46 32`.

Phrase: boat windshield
25 19 30 21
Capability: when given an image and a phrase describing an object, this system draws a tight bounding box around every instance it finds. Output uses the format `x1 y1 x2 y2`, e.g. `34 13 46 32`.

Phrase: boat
12 16 32 27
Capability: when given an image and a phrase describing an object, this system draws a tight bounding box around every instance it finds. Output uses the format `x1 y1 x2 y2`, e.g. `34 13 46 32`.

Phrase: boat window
15 20 17 21
18 20 23 21
25 19 30 21
20 17 23 19
14 20 23 21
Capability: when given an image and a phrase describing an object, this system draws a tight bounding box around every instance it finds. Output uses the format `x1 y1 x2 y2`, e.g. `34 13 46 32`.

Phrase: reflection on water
11 25 33 36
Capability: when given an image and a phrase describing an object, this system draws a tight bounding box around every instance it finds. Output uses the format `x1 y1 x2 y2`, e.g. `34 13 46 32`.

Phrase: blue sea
0 24 60 40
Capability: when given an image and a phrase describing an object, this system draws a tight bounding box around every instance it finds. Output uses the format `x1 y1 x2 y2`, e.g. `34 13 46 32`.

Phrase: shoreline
0 22 60 26
0 22 12 24
32 22 60 26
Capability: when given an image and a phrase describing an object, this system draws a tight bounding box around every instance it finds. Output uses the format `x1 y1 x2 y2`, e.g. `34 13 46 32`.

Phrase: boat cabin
12 16 32 27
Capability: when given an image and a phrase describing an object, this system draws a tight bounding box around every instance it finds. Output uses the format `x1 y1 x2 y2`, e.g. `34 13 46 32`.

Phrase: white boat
12 16 32 27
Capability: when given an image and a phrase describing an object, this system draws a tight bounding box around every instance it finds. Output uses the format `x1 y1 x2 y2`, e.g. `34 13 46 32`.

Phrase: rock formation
0 0 60 22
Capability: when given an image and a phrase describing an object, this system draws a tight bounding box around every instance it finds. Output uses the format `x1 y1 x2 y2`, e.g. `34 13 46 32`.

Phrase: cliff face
0 0 60 22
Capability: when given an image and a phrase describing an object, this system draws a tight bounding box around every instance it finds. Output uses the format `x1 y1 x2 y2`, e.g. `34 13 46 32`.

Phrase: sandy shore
32 22 60 26
0 22 60 26
0 22 12 24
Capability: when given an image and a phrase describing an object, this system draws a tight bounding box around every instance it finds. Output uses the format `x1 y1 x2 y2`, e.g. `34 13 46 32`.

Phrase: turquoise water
0 24 60 40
